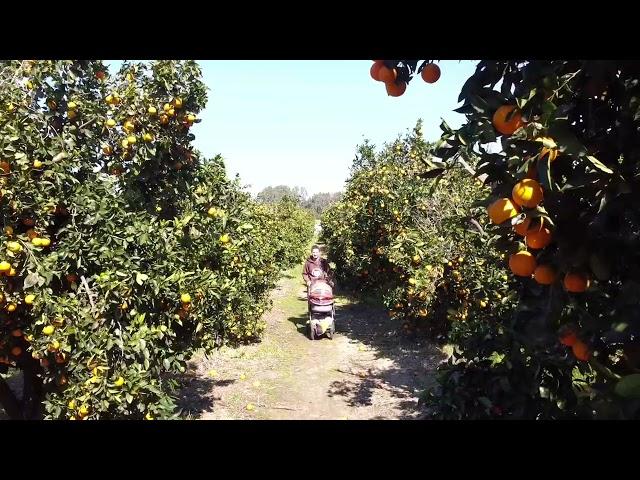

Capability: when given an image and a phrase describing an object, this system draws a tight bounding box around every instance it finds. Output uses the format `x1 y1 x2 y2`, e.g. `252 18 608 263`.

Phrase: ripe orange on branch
492 105 524 135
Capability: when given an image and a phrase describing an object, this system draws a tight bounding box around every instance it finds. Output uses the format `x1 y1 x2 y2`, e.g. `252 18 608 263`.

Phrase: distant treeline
255 185 342 217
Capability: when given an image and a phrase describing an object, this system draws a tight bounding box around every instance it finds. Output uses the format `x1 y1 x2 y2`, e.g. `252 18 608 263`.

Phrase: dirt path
177 250 445 420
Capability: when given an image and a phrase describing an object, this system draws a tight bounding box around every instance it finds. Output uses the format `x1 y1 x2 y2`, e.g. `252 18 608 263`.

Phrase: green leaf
439 119 453 134
418 168 445 179
23 272 41 289
614 374 640 399
548 123 587 156
585 155 614 174
541 101 557 119
136 272 149 285
489 351 505 367
537 155 554 192
468 95 489 115
516 88 537 109
441 344 454 358
52 152 68 162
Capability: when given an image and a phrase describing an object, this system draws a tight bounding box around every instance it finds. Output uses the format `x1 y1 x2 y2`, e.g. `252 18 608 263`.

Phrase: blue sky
108 60 478 195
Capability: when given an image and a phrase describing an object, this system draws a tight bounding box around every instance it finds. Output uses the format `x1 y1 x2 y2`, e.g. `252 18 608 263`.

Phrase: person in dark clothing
302 245 333 287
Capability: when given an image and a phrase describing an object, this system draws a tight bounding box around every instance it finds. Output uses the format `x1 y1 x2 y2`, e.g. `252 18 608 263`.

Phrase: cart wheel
326 330 333 340
308 323 315 340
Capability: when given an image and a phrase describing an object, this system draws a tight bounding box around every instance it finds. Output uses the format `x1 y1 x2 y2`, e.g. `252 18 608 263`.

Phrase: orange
513 216 532 236
492 105 524 135
526 226 552 249
10 346 22 356
487 198 519 224
559 330 578 347
378 66 397 84
385 81 407 97
512 179 544 208
421 63 440 83
534 265 556 285
564 272 590 293
370 61 384 81
509 251 536 277
572 340 591 361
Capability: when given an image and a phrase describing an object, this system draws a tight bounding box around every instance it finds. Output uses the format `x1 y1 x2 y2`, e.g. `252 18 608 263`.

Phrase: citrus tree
374 60 640 419
322 121 513 339
0 60 313 419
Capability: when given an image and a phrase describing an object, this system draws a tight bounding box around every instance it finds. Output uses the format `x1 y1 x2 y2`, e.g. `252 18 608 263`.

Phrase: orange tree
0 60 313 419
322 121 513 340
375 60 640 419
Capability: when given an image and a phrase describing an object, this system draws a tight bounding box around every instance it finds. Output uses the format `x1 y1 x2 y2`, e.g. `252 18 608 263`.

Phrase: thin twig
80 275 97 316
266 405 298 411
78 116 95 130
469 218 486 236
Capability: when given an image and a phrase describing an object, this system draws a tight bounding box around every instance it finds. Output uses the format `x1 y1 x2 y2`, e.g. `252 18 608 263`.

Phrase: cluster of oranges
486 104 592 360
0 220 56 367
370 61 441 97
102 94 197 170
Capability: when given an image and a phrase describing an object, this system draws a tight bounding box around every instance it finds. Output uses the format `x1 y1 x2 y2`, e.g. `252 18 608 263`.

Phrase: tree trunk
21 364 44 420
0 375 21 420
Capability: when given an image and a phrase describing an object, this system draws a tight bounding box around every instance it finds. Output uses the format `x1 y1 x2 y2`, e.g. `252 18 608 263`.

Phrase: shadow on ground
287 286 443 420
172 370 236 418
